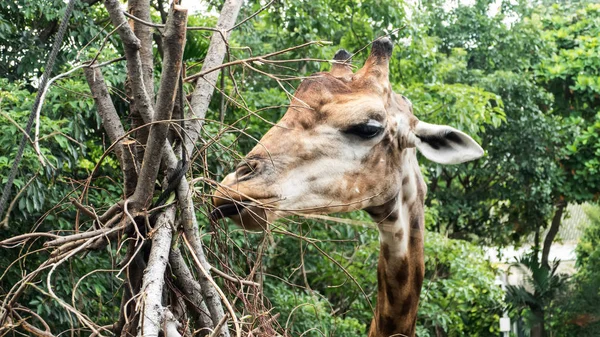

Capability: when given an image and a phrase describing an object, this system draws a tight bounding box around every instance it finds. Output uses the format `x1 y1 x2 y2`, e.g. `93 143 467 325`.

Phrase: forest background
1 0 599 336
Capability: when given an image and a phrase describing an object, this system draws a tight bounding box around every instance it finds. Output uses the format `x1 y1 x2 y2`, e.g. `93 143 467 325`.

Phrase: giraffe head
211 38 483 230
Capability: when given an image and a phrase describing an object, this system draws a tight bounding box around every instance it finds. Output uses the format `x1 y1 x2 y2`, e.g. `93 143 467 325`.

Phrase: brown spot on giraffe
386 282 396 306
411 214 422 231
396 266 409 286
400 293 414 316
379 315 397 335
211 38 484 336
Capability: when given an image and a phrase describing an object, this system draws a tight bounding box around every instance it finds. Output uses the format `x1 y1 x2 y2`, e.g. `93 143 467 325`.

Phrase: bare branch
130 5 188 207
183 41 329 83
169 247 214 333
18 319 55 337
104 0 155 123
137 206 175 337
128 0 155 102
156 3 245 333
162 309 183 337
0 174 37 229
44 225 122 247
123 11 221 32
186 0 243 157
228 0 274 32
182 234 241 337
211 267 260 287
84 65 138 195
161 147 230 337
208 314 229 337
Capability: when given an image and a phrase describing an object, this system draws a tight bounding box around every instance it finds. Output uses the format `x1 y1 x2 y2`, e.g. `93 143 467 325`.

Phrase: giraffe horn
330 49 353 78
368 37 393 63
355 37 393 83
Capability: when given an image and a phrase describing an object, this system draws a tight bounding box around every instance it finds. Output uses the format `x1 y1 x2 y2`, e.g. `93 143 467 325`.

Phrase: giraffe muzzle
209 201 247 221
210 197 271 230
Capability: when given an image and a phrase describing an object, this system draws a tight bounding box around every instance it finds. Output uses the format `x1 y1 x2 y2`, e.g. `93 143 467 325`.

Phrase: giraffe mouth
210 202 248 221
210 200 270 230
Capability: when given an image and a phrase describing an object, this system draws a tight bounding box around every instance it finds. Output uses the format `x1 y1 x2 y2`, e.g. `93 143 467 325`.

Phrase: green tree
2 0 599 336
0 0 105 81
380 0 562 247
551 204 600 336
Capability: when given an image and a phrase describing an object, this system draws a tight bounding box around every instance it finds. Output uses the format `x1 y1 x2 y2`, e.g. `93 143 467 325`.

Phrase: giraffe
211 38 483 337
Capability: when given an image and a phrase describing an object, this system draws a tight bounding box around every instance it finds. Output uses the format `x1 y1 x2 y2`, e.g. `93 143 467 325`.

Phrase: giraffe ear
412 121 484 164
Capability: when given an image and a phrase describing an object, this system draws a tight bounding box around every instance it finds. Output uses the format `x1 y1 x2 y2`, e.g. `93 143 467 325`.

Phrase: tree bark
530 307 546 337
104 0 155 124
186 0 243 156
137 205 175 337
84 66 137 196
170 247 214 335
129 4 188 207
128 0 154 102
128 0 154 175
541 199 566 268
172 1 244 336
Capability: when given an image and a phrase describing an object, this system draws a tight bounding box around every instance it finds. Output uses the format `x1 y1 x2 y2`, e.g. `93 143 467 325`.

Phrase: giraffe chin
210 203 270 231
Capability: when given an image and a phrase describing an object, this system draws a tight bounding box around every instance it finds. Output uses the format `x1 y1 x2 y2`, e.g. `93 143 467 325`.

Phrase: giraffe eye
344 120 384 139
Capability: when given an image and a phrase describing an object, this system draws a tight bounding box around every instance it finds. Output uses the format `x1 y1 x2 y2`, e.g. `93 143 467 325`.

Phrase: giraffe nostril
235 160 259 181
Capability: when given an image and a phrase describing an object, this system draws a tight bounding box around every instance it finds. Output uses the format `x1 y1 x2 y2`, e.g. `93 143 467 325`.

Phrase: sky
180 0 209 14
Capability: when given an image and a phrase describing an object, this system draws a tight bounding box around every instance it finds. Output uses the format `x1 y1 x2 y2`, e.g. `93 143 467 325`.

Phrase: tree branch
104 0 155 123
128 0 154 102
130 4 188 207
186 0 243 157
171 3 244 335
161 148 231 337
137 206 176 337
169 247 214 334
84 66 138 195
128 0 155 170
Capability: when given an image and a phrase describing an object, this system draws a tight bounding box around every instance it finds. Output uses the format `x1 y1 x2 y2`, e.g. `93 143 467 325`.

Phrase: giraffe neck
366 153 425 337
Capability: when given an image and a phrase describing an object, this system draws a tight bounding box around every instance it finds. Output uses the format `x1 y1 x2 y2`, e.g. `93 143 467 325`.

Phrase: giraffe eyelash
343 119 384 139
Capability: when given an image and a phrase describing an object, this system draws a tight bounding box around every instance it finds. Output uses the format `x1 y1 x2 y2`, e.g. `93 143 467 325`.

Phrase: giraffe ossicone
211 37 483 337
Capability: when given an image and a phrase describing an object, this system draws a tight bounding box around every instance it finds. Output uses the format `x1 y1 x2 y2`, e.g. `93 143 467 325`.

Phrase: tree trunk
541 199 566 268
530 307 546 337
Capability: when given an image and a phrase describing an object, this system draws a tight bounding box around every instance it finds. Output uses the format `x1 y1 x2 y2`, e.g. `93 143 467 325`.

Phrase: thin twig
0 232 59 246
207 313 229 337
123 11 222 33
248 313 279 336
90 56 126 68
184 40 331 82
211 267 260 287
228 0 274 32
0 175 37 229
69 198 97 219
89 21 126 65
34 63 92 167
182 233 242 337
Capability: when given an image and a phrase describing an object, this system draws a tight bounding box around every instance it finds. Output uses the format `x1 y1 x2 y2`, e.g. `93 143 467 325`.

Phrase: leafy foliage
257 220 502 336
534 3 600 202
0 0 107 81
2 0 599 335
550 205 600 336
505 254 569 314
419 232 503 336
